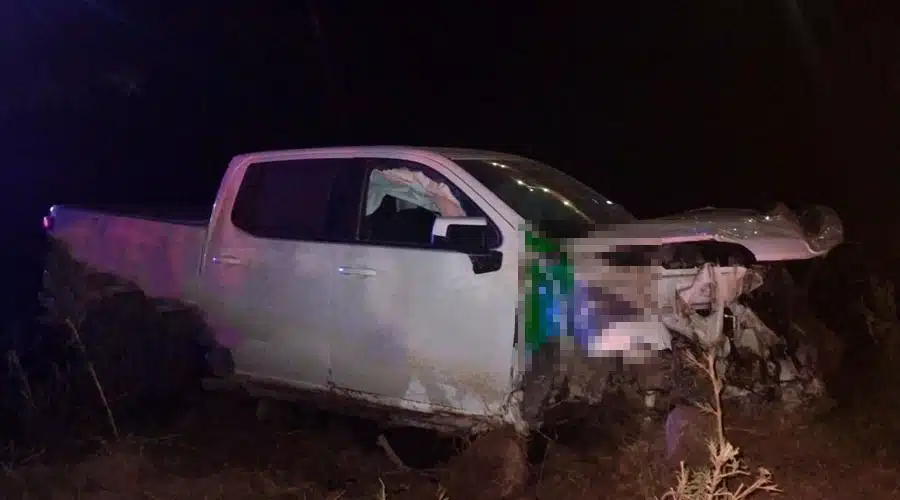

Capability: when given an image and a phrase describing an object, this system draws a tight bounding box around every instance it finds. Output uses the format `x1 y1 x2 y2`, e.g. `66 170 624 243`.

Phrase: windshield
454 158 635 237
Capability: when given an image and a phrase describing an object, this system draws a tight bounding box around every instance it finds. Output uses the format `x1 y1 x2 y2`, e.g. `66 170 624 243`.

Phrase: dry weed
38 241 120 439
659 350 781 500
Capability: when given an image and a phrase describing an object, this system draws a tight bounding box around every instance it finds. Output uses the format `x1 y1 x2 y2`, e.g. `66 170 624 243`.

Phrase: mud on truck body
41 146 843 437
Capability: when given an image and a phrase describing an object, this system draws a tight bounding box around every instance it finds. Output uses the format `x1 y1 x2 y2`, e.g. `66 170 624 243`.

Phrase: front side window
454 159 635 237
231 158 360 241
359 158 501 249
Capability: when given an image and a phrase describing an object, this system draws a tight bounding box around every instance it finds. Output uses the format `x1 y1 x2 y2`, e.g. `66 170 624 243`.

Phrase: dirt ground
5 242 899 498
1 374 898 500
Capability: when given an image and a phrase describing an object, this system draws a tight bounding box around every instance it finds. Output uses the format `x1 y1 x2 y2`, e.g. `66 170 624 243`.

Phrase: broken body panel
541 204 844 411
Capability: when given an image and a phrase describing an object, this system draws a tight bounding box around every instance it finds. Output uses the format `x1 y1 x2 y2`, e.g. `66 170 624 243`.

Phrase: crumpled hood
584 204 844 262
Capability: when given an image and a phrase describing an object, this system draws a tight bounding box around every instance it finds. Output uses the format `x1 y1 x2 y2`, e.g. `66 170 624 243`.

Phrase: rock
664 405 717 468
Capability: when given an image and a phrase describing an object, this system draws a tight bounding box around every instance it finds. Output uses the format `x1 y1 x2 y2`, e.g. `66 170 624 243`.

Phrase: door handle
338 266 376 277
212 255 243 266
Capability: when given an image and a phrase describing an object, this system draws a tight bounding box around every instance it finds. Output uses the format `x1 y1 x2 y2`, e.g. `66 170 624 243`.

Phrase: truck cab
197 147 591 432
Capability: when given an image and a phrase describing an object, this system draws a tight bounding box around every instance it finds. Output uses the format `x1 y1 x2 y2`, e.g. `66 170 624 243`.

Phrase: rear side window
231 158 361 241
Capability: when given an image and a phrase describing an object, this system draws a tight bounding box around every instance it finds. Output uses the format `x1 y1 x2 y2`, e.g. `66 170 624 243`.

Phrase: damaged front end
518 204 844 427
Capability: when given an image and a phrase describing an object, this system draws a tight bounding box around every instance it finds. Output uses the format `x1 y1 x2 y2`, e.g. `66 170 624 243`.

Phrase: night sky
1 1 898 322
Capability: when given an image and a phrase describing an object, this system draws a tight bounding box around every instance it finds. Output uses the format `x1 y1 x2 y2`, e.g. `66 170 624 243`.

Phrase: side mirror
431 216 490 254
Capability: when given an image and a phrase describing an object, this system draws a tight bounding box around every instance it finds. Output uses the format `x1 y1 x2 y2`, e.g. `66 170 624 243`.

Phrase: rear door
200 157 363 389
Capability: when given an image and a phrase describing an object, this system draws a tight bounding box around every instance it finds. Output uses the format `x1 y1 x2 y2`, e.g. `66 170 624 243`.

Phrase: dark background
1 0 898 326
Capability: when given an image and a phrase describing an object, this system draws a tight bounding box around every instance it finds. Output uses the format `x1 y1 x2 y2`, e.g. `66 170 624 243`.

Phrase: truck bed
56 204 211 226
47 205 209 304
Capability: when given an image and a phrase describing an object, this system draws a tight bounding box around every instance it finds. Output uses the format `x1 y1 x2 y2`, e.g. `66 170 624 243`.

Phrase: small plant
659 349 781 500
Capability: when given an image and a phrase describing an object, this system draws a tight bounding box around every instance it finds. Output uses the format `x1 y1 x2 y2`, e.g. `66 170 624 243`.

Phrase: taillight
42 215 54 231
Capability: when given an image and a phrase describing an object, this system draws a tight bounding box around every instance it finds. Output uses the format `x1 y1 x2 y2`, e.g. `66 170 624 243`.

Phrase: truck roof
231 146 535 165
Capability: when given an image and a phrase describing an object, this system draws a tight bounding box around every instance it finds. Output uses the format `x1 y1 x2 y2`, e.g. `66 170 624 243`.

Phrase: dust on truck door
199 156 363 390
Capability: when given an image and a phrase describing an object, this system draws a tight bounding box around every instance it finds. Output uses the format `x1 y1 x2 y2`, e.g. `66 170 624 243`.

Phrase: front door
330 156 518 417
200 157 362 390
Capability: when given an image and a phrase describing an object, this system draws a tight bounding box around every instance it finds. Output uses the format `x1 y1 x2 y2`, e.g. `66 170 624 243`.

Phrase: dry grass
4 391 900 499
1 402 899 498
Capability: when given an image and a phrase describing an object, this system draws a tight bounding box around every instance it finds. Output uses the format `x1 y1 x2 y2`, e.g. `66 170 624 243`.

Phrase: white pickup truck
42 146 843 434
